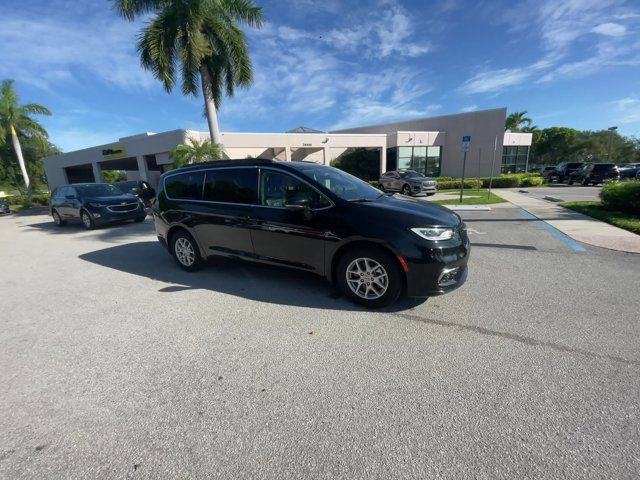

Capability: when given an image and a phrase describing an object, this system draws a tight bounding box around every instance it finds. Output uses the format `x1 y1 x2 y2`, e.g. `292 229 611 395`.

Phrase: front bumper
400 227 470 297
87 203 145 224
411 183 437 195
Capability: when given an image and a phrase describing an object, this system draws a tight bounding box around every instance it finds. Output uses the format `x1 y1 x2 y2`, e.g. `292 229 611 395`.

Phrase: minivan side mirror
284 197 311 212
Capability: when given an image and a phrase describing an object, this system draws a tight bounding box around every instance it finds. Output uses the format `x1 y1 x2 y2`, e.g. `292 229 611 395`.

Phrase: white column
284 147 292 161
136 155 149 181
379 147 387 174
92 162 102 183
323 147 331 165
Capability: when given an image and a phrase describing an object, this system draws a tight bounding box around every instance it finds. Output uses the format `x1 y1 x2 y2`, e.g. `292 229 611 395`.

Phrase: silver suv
379 170 437 196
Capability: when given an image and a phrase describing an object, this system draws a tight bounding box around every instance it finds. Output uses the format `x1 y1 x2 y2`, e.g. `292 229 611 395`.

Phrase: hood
349 194 460 227
86 194 139 205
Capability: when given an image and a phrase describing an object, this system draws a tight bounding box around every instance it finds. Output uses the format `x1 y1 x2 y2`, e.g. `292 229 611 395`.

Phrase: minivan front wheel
171 231 203 271
337 246 402 308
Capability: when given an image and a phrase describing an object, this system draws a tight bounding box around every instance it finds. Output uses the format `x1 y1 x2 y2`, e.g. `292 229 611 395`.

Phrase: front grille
423 181 435 187
107 203 138 212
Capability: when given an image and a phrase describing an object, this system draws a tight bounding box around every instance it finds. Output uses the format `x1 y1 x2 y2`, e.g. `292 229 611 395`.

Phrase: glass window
260 170 330 209
398 146 412 170
56 187 68 199
165 171 205 200
203 168 258 204
76 184 123 197
290 163 381 202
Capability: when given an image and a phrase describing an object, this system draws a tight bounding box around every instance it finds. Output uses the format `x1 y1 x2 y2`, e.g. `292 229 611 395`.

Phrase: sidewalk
497 190 640 254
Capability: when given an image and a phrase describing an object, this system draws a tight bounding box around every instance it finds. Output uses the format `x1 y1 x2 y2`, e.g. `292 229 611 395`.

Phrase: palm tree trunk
199 65 221 144
10 124 30 191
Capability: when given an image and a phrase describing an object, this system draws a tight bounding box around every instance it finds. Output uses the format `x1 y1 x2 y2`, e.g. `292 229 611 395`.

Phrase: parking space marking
472 242 537 251
516 208 586 253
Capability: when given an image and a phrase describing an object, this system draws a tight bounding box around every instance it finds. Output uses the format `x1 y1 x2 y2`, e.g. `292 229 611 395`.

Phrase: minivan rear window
203 168 258 204
165 171 205 200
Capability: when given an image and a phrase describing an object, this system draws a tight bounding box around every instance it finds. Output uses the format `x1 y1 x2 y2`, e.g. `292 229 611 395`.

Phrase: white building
44 108 532 190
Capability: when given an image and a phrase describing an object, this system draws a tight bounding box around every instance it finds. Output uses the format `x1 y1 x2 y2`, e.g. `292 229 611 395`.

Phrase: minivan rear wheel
171 231 203 271
337 246 402 308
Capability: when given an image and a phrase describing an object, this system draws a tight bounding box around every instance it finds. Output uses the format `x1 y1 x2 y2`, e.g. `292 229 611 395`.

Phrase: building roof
286 126 325 134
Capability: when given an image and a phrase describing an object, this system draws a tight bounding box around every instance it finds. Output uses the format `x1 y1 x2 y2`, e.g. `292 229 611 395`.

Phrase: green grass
435 188 506 205
561 201 640 235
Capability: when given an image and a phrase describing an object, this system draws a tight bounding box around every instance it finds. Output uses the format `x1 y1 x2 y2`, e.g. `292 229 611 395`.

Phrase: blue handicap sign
462 135 471 142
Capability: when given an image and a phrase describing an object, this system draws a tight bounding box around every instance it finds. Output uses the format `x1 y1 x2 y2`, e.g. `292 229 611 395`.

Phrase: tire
567 179 574 185
171 230 203 271
134 214 146 223
582 179 589 186
379 184 386 192
401 184 411 196
52 209 66 226
336 246 403 308
80 210 94 230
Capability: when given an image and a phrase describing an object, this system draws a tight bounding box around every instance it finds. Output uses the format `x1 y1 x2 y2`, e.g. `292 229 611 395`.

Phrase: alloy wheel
345 257 389 300
175 237 196 267
53 212 61 225
82 212 92 228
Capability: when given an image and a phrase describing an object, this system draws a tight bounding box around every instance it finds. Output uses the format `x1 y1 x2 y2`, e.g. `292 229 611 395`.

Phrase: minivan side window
165 171 205 200
260 170 331 209
203 168 258 204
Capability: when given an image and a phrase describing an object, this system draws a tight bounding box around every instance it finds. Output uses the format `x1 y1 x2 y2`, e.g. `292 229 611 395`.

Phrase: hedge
437 179 483 190
600 180 640 214
436 173 543 189
6 194 50 207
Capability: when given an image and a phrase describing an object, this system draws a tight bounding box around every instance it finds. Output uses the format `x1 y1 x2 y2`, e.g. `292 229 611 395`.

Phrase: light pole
607 126 618 162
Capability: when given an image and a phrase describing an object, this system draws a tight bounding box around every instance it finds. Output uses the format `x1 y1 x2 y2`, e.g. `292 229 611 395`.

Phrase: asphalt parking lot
1 208 639 479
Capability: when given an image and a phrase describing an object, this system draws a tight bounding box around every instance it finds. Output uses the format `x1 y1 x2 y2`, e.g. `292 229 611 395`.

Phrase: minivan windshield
291 164 382 202
76 184 124 197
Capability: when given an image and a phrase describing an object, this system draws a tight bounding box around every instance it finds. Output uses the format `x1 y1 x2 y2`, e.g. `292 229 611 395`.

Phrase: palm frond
137 12 178 92
113 0 165 21
220 0 264 28
21 103 51 116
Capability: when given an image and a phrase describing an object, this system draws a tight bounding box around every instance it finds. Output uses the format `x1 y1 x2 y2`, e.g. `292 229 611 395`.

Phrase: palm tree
114 0 263 144
505 111 533 132
0 80 51 191
170 137 224 167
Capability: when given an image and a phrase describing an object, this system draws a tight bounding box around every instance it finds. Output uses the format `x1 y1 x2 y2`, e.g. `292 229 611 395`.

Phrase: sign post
460 136 471 203
488 135 497 199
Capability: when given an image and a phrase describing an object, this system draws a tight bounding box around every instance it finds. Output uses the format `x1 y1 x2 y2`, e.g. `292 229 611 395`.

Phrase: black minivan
153 160 469 308
50 183 147 229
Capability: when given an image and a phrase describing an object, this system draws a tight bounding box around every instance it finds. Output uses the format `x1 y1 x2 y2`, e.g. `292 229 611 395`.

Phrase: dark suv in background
548 162 585 183
568 163 619 185
153 160 469 308
379 170 437 196
50 183 147 229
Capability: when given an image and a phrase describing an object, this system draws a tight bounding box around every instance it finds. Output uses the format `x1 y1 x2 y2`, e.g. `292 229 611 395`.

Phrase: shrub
437 179 483 190
520 176 544 187
7 193 50 207
600 180 640 214
484 176 520 188
368 180 380 188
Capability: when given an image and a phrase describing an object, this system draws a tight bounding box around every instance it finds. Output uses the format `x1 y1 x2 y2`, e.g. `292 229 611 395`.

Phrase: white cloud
0 4 155 91
592 22 627 37
611 97 640 124
459 0 640 95
461 105 478 112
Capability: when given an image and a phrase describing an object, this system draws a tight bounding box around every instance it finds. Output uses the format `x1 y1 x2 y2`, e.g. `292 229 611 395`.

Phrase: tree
0 80 51 192
102 170 128 184
505 111 533 132
114 0 263 144
170 137 224 167
331 148 380 181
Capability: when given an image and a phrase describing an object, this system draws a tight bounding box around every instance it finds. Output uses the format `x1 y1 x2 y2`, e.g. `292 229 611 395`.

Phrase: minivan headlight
411 227 454 241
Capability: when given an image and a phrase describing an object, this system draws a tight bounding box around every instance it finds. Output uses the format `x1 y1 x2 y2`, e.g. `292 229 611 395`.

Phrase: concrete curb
543 195 563 202
445 205 492 211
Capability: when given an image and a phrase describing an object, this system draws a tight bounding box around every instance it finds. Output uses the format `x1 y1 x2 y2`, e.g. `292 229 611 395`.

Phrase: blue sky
1 0 639 152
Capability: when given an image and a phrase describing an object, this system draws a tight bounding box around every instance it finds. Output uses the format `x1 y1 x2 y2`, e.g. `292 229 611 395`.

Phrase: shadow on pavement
79 241 426 312
24 218 156 242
